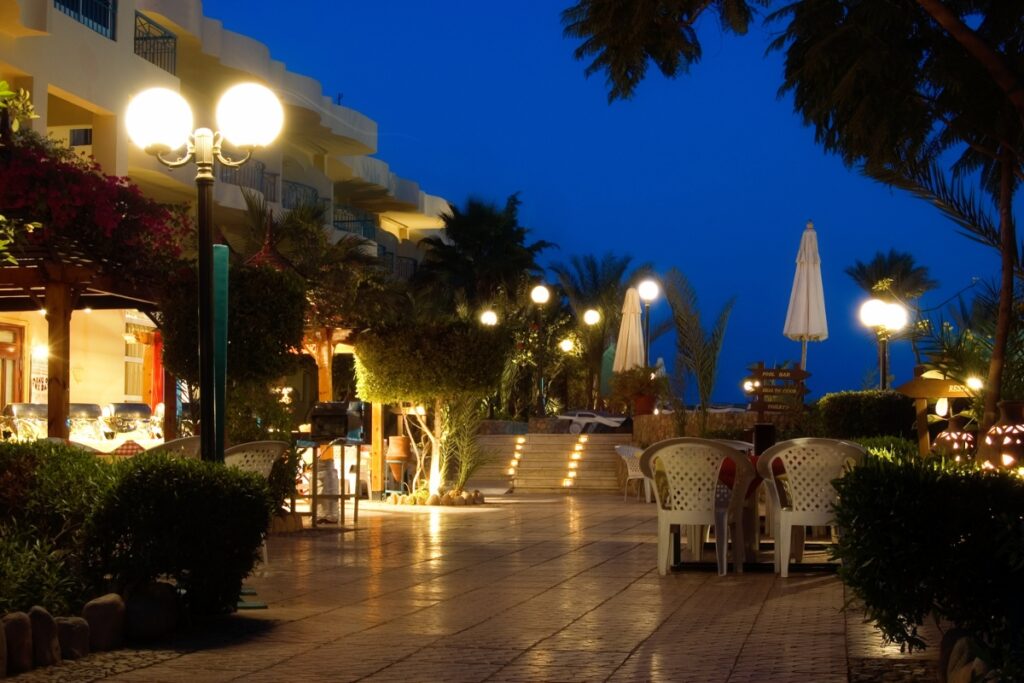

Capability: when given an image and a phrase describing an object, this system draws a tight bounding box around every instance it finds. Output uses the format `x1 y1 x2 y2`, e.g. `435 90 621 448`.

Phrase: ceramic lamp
932 415 975 461
979 401 1024 469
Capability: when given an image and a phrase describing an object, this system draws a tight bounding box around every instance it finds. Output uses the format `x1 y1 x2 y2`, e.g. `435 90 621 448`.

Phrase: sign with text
748 361 808 420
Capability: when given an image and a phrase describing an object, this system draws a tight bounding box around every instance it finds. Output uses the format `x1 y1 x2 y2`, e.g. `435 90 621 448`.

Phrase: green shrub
818 390 915 439
0 522 83 614
267 446 300 512
85 454 274 615
850 436 920 461
832 455 1024 676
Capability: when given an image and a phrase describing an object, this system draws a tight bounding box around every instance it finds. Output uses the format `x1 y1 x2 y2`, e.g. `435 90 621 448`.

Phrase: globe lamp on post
637 279 660 367
858 298 908 390
126 84 283 461
529 284 551 416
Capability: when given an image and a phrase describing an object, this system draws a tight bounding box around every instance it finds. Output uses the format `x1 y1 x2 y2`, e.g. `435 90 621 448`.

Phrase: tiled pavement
16 494 940 682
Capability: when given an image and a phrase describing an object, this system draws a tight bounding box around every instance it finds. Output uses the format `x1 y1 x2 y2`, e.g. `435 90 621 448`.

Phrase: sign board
30 357 47 403
748 361 808 420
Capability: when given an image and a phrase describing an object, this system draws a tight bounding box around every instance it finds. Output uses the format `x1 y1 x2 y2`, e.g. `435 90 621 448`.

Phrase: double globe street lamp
126 84 284 460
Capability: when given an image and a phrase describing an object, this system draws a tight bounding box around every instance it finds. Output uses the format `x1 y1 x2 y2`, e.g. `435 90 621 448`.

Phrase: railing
134 12 176 74
261 172 279 202
217 159 265 193
282 180 319 209
55 0 116 39
332 204 377 241
380 249 395 275
394 256 417 280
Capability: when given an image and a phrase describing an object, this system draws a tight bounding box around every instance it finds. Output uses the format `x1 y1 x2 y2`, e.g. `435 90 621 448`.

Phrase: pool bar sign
747 362 809 420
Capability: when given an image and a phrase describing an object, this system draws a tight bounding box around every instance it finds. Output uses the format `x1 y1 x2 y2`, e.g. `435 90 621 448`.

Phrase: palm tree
415 193 554 311
845 250 939 303
663 268 735 434
550 252 642 407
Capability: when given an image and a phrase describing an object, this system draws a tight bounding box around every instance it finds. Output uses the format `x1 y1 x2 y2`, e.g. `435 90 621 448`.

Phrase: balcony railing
261 172 279 202
282 180 320 210
134 12 176 74
218 159 266 193
394 256 417 280
55 0 116 39
332 204 377 241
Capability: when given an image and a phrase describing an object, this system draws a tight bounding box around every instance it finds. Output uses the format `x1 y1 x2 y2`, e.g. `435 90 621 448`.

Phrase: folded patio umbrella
783 221 828 370
613 287 645 372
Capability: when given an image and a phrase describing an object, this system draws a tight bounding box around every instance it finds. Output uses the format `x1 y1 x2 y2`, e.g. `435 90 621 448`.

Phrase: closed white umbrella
613 287 645 372
783 220 828 370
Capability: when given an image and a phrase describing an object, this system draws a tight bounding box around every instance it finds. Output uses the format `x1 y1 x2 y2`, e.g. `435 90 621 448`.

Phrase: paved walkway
18 494 940 682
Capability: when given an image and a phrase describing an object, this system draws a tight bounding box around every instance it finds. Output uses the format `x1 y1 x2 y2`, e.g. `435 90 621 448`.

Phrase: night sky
202 0 1003 403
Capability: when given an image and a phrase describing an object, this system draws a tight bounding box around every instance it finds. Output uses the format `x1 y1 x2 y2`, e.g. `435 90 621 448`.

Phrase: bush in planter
818 390 915 438
610 367 669 411
832 454 1024 675
0 522 82 614
85 454 274 615
850 435 919 461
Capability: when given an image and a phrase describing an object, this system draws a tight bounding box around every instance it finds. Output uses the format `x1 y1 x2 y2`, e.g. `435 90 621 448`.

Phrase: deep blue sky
203 0 1004 403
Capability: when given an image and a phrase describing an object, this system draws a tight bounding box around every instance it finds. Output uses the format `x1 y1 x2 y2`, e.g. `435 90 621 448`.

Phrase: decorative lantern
979 401 1024 469
932 415 975 461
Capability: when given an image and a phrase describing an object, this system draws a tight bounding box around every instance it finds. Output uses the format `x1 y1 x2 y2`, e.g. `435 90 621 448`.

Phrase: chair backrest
640 438 755 514
756 438 866 514
712 439 754 454
615 444 645 479
146 436 201 459
224 440 290 479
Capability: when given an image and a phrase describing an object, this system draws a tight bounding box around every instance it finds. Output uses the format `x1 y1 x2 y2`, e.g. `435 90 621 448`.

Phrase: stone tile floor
14 493 941 682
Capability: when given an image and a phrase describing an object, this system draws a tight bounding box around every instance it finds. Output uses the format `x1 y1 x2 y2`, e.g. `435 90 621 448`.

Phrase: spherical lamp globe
583 309 600 326
530 284 551 305
638 279 660 303
216 83 284 148
126 88 193 153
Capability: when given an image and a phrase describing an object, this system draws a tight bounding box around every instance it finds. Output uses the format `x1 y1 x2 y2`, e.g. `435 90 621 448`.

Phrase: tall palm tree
551 253 638 407
415 193 554 311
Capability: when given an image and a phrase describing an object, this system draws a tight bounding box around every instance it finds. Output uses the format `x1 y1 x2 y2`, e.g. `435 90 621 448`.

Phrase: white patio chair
224 440 290 563
756 438 866 577
145 436 201 459
640 438 756 576
615 444 652 502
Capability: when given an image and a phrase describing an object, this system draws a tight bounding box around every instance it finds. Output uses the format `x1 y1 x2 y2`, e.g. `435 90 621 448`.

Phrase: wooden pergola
0 245 161 439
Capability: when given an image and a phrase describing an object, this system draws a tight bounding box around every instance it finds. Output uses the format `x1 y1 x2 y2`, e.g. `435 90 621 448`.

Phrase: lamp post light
479 309 498 326
126 84 284 461
529 284 551 416
858 298 908 390
637 278 660 367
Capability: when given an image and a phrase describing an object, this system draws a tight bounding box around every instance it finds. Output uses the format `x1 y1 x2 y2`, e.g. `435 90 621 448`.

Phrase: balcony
55 0 116 39
332 204 377 241
134 12 176 75
218 159 266 194
282 180 320 210
261 172 279 203
394 256 417 281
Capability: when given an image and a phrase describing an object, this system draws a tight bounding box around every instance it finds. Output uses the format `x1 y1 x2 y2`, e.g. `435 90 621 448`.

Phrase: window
54 0 117 40
123 322 147 400
0 325 24 411
69 128 92 146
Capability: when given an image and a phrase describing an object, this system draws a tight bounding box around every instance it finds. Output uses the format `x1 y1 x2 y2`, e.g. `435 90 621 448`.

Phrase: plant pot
632 394 656 416
385 435 411 482
979 400 1024 469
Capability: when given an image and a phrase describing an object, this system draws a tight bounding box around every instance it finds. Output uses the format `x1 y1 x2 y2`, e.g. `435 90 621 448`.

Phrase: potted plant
610 367 669 416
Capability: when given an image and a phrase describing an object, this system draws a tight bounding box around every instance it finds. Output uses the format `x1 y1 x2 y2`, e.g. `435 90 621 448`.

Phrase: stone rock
407 496 417 506
460 491 471 502
55 617 89 660
82 593 125 651
475 492 486 504
452 495 466 506
426 494 440 506
29 606 60 667
125 582 178 643
2 611 32 674
440 493 452 506
388 494 399 505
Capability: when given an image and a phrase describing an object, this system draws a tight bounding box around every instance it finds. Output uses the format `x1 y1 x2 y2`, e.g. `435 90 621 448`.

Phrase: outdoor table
294 436 361 528
74 436 163 456
718 454 786 562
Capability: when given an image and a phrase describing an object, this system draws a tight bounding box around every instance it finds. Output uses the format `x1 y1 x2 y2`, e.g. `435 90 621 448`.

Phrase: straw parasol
783 220 828 370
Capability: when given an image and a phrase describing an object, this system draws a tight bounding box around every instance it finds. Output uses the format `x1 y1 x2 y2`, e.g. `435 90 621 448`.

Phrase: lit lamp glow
932 415 975 460
583 308 600 326
127 83 283 462
637 278 660 367
530 284 551 305
558 338 575 353
858 298 908 390
479 309 498 326
980 401 1024 470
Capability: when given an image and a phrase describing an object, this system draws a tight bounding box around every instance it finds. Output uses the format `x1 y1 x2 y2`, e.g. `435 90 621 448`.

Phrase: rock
427 494 440 506
388 494 399 505
2 611 32 673
440 493 452 506
29 606 60 667
452 495 466 506
55 617 89 660
407 496 417 506
460 491 472 502
475 492 486 504
125 582 178 643
82 593 125 651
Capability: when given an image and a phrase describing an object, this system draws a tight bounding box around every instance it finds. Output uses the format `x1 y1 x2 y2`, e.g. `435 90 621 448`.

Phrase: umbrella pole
800 339 808 371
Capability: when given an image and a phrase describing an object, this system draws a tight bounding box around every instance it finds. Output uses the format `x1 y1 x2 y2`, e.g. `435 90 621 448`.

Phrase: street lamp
126 84 284 461
583 308 600 326
530 284 551 305
529 284 551 416
637 278 659 367
858 298 908 390
479 309 498 326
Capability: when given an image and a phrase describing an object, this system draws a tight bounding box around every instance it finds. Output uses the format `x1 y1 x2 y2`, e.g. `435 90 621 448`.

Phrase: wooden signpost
748 362 810 421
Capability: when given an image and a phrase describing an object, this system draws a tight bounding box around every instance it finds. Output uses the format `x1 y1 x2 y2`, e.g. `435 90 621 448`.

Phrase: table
70 436 163 456
294 437 362 528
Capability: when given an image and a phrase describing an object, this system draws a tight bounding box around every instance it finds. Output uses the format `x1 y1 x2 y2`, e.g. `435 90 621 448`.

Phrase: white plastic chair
640 438 756 576
224 440 289 478
615 444 652 502
756 438 866 577
224 440 290 563
145 436 201 459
